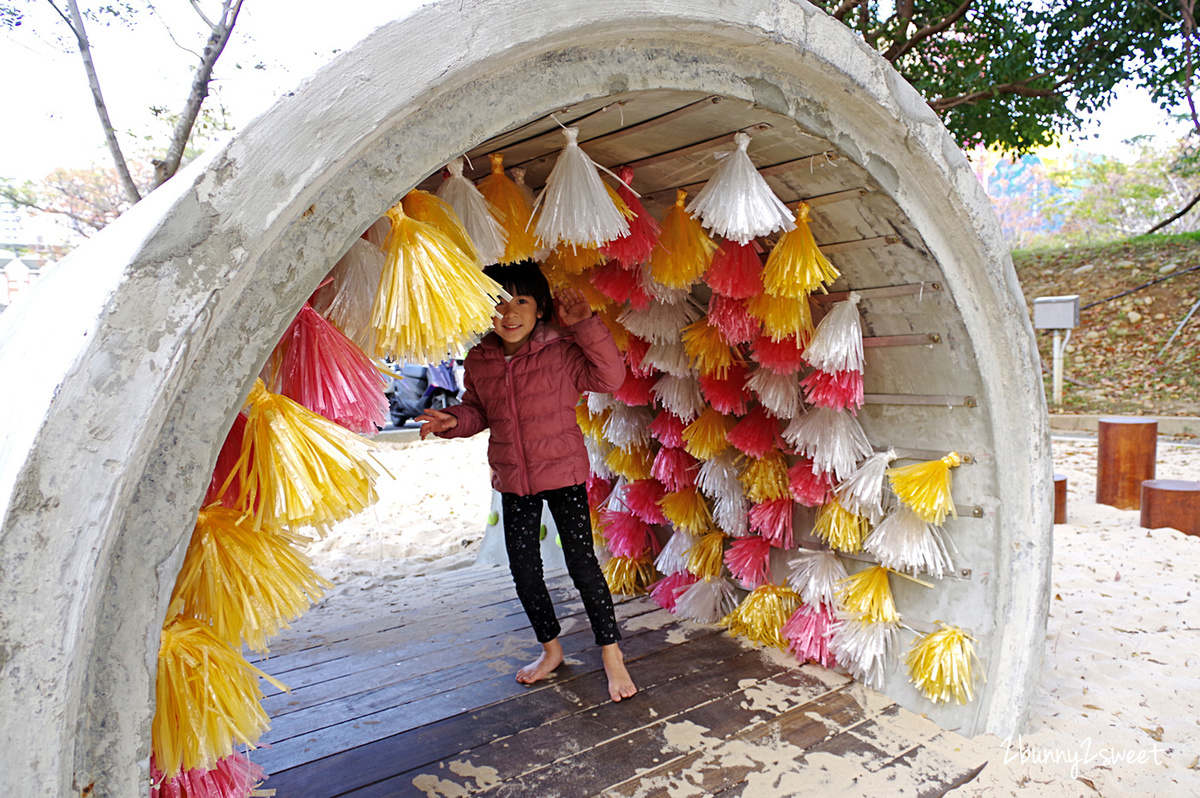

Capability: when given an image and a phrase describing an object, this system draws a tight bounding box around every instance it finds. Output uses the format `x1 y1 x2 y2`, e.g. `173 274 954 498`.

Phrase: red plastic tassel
725 535 774 589
206 412 249 509
698 362 752 415
782 603 837 668
275 303 389 434
707 293 761 346
800 369 865 412
151 752 265 798
788 459 832 506
649 410 688 448
590 260 644 306
705 238 763 299
649 571 699 612
587 473 615 509
600 509 660 558
748 498 795 548
751 334 807 374
726 405 782 458
602 166 663 266
623 478 669 524
625 335 654 377
652 446 700 492
613 368 660 406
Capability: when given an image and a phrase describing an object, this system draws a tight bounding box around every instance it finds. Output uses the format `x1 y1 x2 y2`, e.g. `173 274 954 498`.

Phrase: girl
416 260 637 702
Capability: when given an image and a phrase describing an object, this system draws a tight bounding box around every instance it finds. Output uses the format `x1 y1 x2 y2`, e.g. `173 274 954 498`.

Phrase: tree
2 164 153 239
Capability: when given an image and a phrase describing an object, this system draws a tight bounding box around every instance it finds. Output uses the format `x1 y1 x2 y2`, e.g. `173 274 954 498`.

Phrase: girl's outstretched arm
555 287 594 327
415 408 458 439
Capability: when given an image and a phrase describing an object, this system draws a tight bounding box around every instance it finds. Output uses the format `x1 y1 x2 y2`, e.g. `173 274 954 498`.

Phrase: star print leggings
501 483 622 646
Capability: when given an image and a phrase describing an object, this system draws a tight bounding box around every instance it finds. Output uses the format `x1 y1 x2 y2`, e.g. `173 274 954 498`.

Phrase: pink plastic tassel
782 603 837 668
707 293 761 346
600 509 660 558
788 459 832 507
649 570 699 612
698 362 752 415
625 335 654 377
613 368 660 406
705 238 763 299
726 405 782 458
602 166 662 266
751 334 807 374
649 410 688 448
587 473 615 509
652 446 700 491
748 498 794 548
800 369 864 412
206 412 249 509
151 752 265 798
623 478 669 524
725 535 774 589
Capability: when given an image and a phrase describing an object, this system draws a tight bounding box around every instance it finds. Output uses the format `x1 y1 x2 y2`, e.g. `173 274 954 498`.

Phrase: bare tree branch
928 75 1066 112
188 0 215 30
831 0 866 23
1145 188 1200 234
883 0 974 62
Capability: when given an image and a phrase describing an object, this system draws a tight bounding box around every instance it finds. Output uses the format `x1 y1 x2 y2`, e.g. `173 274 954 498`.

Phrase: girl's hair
484 260 554 321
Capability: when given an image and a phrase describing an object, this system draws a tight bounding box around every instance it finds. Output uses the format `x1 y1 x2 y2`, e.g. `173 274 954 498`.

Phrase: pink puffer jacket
439 314 624 495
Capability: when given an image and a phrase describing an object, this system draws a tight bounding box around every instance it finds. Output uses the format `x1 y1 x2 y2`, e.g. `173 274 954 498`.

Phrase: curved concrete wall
0 1 1050 794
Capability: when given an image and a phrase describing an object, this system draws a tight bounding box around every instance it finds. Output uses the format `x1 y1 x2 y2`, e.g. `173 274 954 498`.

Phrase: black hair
484 260 554 322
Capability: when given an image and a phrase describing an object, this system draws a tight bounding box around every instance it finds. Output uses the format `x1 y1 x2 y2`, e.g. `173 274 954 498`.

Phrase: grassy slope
1011 234 1200 418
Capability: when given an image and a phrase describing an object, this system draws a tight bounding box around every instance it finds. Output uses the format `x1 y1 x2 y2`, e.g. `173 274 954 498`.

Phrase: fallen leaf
1077 776 1097 792
1083 703 1103 711
1140 726 1164 742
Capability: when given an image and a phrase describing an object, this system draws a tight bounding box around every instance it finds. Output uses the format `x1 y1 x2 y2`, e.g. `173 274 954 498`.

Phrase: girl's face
493 293 540 355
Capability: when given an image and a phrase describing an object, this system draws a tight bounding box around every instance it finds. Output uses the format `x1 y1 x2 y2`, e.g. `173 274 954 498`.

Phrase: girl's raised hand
415 408 458 439
555 287 593 327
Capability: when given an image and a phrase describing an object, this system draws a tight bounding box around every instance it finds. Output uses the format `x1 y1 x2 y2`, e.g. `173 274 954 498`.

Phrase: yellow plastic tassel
836 565 900 623
887 452 961 525
555 269 615 314
762 202 840 298
373 202 508 364
605 442 656 481
648 190 718 289
170 507 332 654
597 305 631 351
683 407 735 461
813 497 871 553
401 189 480 266
544 242 606 276
747 291 815 344
576 399 610 441
738 451 790 504
722 584 801 650
477 152 542 263
607 181 636 220
233 379 383 535
680 318 736 378
905 622 984 705
687 530 728 579
659 486 715 535
603 554 658 596
152 617 288 779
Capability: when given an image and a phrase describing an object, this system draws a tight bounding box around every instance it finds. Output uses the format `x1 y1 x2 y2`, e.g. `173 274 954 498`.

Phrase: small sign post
1033 295 1080 406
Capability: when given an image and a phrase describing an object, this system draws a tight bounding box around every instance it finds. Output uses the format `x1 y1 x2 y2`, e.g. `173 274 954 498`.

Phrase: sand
304 432 1200 795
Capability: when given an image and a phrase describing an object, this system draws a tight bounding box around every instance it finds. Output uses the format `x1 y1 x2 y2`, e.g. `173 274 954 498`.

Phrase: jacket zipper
505 357 530 494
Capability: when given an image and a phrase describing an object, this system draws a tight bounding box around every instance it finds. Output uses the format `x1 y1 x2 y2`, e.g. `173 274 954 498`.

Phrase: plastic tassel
153 617 287 778
649 410 688 448
750 333 807 375
363 216 391 250
373 201 507 363
683 407 735 461
887 453 962 525
865 505 954 578
652 446 700 492
831 614 899 690
510 166 536 205
698 363 752 416
206 412 249 509
543 242 605 277
681 318 737 378
836 565 900 623
602 166 662 265
600 509 659 559
697 450 745 503
577 399 610 440
686 530 728 579
591 260 647 306
150 751 265 798
437 156 507 264
762 202 839 297
649 571 699 613
644 341 695 377
781 407 873 481
834 449 896 523
788 459 832 507
605 442 656 481
707 293 761 346
640 263 692 306
587 472 616 509
748 292 815 344
171 507 332 654
805 291 863 374
782 603 837 668
813 498 871 553
706 238 764 299
648 189 718 288
725 535 774 589
586 436 616 481
748 498 794 548
652 375 706 423
659 485 714 535
618 300 703 344
656 528 699 575
532 126 629 248
905 622 983 705
726 406 782 458
675 576 738 623
625 335 654 376
787 548 848 607
233 379 382 535
603 554 658 596
602 403 656 448
723 583 801 649
597 306 632 352
738 451 790 503
714 494 751 538
587 390 618 415
322 238 385 354
623 478 668 524
687 131 795 244
746 367 802 420
477 152 540 263
401 189 481 266
800 369 864 413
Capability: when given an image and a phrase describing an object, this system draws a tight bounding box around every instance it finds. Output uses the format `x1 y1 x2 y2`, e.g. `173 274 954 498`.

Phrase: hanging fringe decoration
619 300 703 344
587 472 616 508
623 478 669 524
649 571 699 613
686 530 728 579
725 535 774 589
887 453 962 525
477 152 540 263
603 554 658 596
656 528 699 575
782 603 837 668
625 335 654 376
723 583 801 650
782 407 873 481
652 375 707 423
577 398 609 440
739 451 790 504
602 403 656 449
363 216 391 250
748 292 815 344
612 369 660 408
322 238 385 354
681 318 737 378
600 509 659 559
586 437 617 480
707 293 761 346
788 459 832 507
726 406 781 458
813 497 871 553
747 498 794 548
706 238 764 299
750 333 807 374
682 407 735 461
659 486 714 535
865 505 955 578
602 165 662 265
746 367 802 420
591 260 648 307
644 341 695 377
714 494 751 538
800 369 864 413
649 410 687 449
805 291 864 374
401 189 480 266
437 156 507 265
543 243 606 280
532 126 629 249
687 131 795 243
588 390 618 415
640 263 692 305
762 202 839 298
787 548 849 607
150 751 265 798
649 189 718 288
652 446 699 492
597 305 632 352
206 412 249 509
836 565 900 623
831 614 899 690
833 449 895 523
605 442 656 481
698 363 752 416
696 449 744 504
905 622 983 705
510 166 536 205
675 576 739 623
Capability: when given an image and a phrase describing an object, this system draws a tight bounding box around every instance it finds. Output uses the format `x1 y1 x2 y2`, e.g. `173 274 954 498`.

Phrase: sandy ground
304 432 1200 796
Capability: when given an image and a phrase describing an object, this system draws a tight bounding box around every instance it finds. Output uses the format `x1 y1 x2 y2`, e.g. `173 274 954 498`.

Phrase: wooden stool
1140 480 1200 535
1095 417 1157 510
1053 474 1067 524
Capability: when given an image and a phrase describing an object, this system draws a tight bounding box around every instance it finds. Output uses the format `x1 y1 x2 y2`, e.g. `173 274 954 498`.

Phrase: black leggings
501 484 622 646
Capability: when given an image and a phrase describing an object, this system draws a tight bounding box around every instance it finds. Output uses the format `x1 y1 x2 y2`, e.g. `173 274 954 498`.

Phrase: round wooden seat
1096 417 1157 510
1140 480 1200 536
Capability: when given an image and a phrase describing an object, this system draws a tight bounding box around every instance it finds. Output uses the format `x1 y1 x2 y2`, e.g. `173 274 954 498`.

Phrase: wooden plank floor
250 564 988 797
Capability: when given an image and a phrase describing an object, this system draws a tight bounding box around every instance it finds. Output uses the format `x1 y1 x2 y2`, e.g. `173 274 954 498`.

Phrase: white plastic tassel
686 131 795 245
831 614 900 690
587 391 618 414
436 156 507 264
805 291 864 373
782 407 873 481
618 301 703 344
787 548 848 607
586 436 616 480
713 494 751 537
604 476 632 512
746 367 803 420
644 341 696 377
532 126 630 249
865 505 955 578
656 528 699 575
640 265 692 305
834 449 896 523
675 576 739 623
602 404 657 448
323 238 385 353
651 375 707 423
697 449 745 503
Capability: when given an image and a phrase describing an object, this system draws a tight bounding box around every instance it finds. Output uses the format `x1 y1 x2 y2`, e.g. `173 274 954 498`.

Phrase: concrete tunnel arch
0 0 1052 794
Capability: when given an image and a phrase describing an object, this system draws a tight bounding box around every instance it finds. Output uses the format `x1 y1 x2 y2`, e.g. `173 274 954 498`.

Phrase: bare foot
602 643 637 702
516 639 563 685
